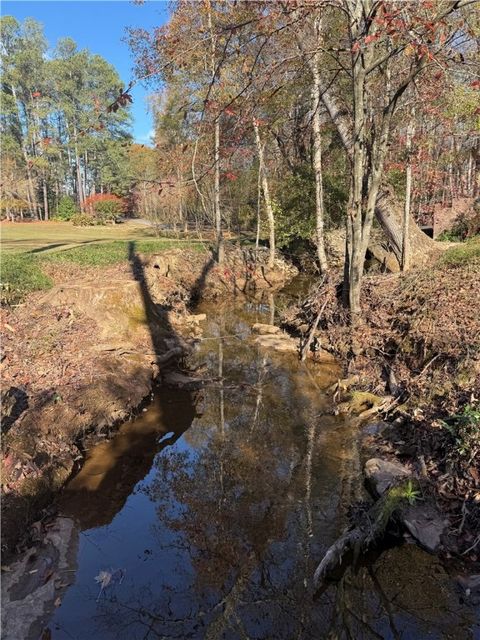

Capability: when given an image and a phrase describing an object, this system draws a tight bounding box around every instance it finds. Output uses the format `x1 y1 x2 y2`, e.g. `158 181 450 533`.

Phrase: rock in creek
1 517 78 640
364 457 411 497
313 456 447 589
253 332 299 353
364 457 446 553
186 313 207 324
402 503 447 553
252 323 281 335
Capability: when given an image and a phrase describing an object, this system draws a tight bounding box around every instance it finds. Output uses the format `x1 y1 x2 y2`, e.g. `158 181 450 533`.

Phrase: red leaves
32 91 41 98
352 33 380 53
224 172 238 181
83 193 126 213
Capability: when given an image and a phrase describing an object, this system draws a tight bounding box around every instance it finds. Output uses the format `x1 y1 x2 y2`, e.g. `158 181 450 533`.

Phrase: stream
44 280 478 639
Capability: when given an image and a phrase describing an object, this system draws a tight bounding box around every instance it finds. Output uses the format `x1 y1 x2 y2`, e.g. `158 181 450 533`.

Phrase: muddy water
47 284 479 640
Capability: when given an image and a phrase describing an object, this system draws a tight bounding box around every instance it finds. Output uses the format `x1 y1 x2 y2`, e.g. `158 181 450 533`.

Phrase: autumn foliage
83 193 126 218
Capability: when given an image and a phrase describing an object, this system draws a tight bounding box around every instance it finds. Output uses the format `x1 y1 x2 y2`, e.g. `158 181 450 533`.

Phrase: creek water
47 281 479 639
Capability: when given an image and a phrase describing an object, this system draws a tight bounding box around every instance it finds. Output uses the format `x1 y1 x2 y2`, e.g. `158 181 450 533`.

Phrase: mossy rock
337 390 384 415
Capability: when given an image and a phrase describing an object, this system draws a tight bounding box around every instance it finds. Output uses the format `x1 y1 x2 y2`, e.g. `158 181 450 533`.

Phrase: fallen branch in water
313 497 390 591
300 298 328 362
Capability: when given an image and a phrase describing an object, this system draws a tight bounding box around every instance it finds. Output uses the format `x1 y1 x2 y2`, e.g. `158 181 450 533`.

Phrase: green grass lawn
0 220 200 254
0 220 208 304
440 236 480 266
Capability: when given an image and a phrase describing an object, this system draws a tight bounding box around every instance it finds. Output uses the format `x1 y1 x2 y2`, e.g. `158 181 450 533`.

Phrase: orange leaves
404 43 416 57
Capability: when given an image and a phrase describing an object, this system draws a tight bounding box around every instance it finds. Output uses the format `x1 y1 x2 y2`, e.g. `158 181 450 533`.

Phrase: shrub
72 212 95 226
438 198 480 242
440 404 480 465
83 194 126 223
55 196 77 221
275 165 348 248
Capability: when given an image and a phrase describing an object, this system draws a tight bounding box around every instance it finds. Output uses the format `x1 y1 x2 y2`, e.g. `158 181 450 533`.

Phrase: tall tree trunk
402 109 415 271
295 11 328 273
344 1 368 317
11 85 37 218
472 140 479 197
84 150 89 199
253 119 276 269
213 117 224 262
72 124 84 211
42 179 49 221
310 16 328 274
467 151 473 196
205 0 224 264
255 165 261 251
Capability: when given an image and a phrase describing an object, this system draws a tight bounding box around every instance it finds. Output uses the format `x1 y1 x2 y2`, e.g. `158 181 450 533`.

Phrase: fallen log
313 457 446 590
313 491 393 589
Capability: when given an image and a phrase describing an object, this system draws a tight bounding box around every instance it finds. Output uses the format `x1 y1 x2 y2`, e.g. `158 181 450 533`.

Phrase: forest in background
1 1 479 314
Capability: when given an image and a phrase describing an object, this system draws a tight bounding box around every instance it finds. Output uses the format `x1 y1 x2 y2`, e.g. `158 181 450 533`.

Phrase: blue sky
2 1 170 143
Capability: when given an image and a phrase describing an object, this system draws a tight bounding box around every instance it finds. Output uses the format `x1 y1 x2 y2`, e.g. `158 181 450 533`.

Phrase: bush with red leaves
83 194 126 222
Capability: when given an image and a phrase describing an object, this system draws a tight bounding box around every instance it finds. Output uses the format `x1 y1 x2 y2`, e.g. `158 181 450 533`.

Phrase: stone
162 370 206 391
364 457 410 497
188 313 207 323
1 517 78 640
403 503 447 553
456 574 480 593
362 421 390 437
253 333 298 353
251 323 280 335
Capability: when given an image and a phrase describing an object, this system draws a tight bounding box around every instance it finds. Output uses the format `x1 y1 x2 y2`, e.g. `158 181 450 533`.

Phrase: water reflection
47 290 479 640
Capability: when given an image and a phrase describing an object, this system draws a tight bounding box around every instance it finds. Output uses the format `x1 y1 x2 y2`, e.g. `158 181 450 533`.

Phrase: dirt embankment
0 245 297 556
283 241 480 567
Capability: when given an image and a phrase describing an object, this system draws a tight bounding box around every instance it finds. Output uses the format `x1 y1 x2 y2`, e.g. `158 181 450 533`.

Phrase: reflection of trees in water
138 310 321 637
79 304 478 640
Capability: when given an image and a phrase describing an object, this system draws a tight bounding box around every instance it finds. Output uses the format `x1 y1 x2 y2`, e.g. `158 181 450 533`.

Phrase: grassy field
0 220 208 304
0 220 200 254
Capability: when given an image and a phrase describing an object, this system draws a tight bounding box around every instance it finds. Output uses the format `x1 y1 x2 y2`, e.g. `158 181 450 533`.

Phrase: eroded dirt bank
0 245 297 556
283 240 480 572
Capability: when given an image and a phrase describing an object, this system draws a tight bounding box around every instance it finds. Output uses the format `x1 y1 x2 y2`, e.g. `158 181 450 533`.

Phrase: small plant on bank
440 404 480 464
375 479 422 532
386 479 422 510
